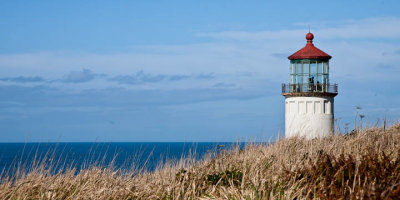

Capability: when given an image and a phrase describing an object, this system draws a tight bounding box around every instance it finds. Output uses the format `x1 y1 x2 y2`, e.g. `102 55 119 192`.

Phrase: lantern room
289 59 329 92
282 32 337 95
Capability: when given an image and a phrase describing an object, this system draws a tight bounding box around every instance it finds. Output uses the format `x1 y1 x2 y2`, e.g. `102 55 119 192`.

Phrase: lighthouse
282 32 338 139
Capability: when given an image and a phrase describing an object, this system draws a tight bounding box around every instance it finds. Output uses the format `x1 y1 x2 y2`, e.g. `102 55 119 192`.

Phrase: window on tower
317 62 323 74
304 62 309 73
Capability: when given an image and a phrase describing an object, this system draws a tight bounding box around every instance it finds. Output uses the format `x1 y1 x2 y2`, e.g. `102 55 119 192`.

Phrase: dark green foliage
206 169 243 186
264 180 287 199
161 195 173 200
175 168 187 182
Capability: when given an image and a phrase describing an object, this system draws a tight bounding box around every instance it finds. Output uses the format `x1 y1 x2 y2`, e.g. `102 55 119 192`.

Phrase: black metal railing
282 83 338 94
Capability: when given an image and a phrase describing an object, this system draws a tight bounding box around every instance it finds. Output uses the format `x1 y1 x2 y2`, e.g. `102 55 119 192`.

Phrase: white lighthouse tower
282 32 338 139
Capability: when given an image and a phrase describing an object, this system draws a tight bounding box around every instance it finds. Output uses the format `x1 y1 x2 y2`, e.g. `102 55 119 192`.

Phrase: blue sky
1 0 400 142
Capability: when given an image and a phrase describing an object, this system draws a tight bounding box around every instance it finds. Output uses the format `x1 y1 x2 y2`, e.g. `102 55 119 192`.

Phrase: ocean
0 142 239 176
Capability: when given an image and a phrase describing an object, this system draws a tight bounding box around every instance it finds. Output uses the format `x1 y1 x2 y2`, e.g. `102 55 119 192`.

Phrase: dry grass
1 122 400 199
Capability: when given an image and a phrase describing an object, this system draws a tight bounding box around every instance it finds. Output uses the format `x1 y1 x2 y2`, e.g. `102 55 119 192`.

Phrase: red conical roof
288 32 331 60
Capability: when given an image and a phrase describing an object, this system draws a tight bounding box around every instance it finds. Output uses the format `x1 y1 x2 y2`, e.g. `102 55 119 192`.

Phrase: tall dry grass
1 122 400 199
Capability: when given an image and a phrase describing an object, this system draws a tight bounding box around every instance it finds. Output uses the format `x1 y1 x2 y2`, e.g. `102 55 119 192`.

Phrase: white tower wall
285 96 334 139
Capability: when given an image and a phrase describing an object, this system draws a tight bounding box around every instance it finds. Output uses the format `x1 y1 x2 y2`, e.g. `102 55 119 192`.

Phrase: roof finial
306 29 314 44
308 25 310 33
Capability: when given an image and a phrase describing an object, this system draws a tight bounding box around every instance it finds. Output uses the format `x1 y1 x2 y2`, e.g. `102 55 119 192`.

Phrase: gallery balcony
282 83 338 97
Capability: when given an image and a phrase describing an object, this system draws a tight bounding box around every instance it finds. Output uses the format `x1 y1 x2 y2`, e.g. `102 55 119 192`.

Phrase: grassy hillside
1 123 400 199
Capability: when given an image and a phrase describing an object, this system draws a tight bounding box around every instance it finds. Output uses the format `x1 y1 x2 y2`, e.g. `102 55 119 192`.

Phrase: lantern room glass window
290 59 329 92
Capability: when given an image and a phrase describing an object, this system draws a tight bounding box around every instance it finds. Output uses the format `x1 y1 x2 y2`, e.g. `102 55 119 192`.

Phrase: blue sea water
0 142 238 176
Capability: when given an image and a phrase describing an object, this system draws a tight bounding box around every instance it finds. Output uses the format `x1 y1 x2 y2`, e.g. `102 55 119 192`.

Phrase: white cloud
61 69 97 83
0 76 45 83
196 17 400 40
0 17 399 93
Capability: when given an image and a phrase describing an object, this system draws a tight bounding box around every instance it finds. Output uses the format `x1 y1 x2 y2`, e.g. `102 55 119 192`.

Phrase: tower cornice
282 92 337 97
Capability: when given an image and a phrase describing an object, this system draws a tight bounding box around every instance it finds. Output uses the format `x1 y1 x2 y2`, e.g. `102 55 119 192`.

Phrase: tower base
284 96 334 139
